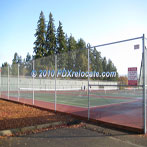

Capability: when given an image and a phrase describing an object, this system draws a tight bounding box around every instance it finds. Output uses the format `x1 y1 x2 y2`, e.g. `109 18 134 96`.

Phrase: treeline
1 52 32 76
33 11 86 58
33 11 118 80
1 11 118 80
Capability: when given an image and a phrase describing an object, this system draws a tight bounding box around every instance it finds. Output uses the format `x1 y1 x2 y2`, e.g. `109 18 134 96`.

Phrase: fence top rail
90 36 143 49
89 84 143 87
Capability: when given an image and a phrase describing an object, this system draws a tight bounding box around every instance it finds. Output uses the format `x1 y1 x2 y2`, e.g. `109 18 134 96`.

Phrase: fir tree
11 53 21 76
67 35 77 70
1 62 8 75
94 49 103 74
12 52 19 64
90 48 103 80
76 38 86 50
102 57 107 72
25 53 32 76
56 21 67 69
106 59 118 81
46 12 56 55
26 53 31 62
56 21 67 54
75 39 87 72
67 35 77 51
107 59 114 72
2 62 8 67
33 11 46 59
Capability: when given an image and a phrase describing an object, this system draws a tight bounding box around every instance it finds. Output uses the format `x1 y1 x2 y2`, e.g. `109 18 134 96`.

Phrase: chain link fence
0 35 146 133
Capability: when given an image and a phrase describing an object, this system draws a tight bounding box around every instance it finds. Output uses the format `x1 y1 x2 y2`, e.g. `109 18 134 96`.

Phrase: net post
87 43 90 120
143 34 146 134
33 60 34 105
55 54 57 112
8 65 9 100
18 63 20 101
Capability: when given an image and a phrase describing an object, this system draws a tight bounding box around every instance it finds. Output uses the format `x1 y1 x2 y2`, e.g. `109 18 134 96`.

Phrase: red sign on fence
128 67 137 86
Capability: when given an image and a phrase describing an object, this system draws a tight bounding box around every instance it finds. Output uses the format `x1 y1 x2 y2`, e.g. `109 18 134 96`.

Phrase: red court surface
1 94 146 133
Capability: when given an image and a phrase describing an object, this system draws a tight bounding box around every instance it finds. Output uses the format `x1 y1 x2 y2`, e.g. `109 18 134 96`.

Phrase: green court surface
8 89 142 108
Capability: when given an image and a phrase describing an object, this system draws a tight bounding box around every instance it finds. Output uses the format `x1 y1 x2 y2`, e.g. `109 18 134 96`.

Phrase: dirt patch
0 99 74 131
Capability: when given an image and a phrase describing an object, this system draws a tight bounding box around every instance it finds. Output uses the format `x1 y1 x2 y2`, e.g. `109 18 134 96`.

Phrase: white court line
20 88 81 91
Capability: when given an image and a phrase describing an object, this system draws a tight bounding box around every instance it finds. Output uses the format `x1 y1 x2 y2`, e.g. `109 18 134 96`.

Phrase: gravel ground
0 99 74 131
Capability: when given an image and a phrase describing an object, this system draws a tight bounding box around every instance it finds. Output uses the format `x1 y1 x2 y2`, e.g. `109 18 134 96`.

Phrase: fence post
18 63 20 101
8 65 9 100
87 43 90 120
143 34 146 134
33 60 34 105
55 55 57 112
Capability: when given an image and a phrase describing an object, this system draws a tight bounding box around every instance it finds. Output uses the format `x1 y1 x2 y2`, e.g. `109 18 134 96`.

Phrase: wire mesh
56 48 88 116
89 37 144 129
18 60 33 105
33 55 55 109
1 66 8 99
9 63 18 101
0 35 145 133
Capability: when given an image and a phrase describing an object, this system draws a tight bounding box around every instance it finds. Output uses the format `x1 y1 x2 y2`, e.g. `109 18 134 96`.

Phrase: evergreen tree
18 56 22 64
26 53 31 62
102 57 107 72
25 53 32 76
1 62 8 75
46 12 56 55
76 38 86 49
65 34 69 51
11 53 20 75
75 39 87 72
56 21 67 54
76 52 88 73
90 48 103 80
67 35 77 51
56 21 67 69
94 48 103 74
2 62 8 67
107 59 114 72
106 59 118 81
12 52 19 64
90 48 97 71
67 35 77 70
95 51 103 80
89 49 95 72
33 11 46 59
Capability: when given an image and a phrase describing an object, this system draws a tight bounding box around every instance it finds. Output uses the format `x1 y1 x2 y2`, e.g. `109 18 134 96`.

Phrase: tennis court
3 87 142 108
